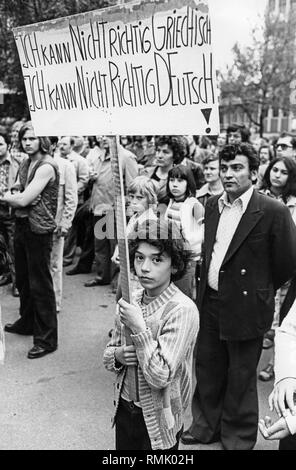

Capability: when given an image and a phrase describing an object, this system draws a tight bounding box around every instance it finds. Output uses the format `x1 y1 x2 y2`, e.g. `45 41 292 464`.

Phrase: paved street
0 271 278 450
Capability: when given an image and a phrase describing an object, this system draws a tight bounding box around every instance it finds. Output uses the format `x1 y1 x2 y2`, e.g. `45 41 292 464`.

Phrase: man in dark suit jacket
181 143 296 450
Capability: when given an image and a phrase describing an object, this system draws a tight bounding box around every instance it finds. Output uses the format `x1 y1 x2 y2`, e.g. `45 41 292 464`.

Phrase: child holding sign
103 218 199 450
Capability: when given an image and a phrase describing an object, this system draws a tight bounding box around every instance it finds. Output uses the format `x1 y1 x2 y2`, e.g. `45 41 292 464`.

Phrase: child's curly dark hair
128 218 191 281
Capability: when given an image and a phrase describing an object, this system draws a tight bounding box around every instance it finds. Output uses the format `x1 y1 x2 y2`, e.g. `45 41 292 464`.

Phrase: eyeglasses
276 143 292 150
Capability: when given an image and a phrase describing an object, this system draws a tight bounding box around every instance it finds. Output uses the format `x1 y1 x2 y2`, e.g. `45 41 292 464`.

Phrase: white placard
13 0 220 136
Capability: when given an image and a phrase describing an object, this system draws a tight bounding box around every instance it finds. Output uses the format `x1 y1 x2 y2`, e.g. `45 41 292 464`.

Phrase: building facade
220 0 296 137
268 0 296 17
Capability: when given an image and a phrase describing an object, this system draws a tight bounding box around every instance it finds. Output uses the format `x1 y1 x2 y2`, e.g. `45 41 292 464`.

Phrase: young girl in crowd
164 164 204 299
112 176 158 299
259 157 296 381
125 176 158 230
103 218 199 450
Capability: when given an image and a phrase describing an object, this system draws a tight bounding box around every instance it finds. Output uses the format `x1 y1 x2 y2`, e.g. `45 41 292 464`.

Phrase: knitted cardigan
103 283 199 449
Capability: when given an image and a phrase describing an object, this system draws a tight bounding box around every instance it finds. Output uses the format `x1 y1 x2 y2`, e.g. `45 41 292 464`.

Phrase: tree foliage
0 0 111 118
219 12 296 136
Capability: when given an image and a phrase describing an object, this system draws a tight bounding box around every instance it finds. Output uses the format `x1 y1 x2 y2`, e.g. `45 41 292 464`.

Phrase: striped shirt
166 200 182 229
120 291 157 405
103 283 199 449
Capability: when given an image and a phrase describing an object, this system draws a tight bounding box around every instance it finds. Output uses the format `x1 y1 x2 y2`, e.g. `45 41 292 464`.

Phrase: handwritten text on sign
13 0 219 135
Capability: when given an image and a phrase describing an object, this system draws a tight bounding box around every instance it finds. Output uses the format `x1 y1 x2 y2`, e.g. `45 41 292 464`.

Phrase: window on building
281 118 289 132
238 111 245 124
279 0 286 13
291 0 296 9
269 0 275 11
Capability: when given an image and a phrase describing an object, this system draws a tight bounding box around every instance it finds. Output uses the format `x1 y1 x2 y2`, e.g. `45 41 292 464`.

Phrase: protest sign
13 0 220 135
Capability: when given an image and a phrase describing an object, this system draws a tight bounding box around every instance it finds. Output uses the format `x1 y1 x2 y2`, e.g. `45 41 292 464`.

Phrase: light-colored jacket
54 155 78 231
287 195 296 226
274 296 296 435
103 283 199 450
67 150 89 197
87 145 138 216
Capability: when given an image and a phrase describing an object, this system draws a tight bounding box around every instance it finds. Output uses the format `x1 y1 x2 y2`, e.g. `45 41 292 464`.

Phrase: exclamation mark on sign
201 108 212 134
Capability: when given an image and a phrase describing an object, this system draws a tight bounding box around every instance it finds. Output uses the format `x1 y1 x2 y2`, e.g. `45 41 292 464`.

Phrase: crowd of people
0 119 296 450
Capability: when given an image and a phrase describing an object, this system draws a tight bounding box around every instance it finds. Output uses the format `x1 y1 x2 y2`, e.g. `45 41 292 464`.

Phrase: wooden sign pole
109 135 139 402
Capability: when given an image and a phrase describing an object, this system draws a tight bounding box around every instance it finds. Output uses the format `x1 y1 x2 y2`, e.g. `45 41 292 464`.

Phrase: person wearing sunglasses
275 134 296 160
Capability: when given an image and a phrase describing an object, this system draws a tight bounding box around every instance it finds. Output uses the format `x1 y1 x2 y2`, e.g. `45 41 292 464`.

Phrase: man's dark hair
199 135 212 149
128 218 191 281
155 135 187 164
219 143 260 172
167 164 196 199
261 156 296 203
49 136 59 146
133 135 145 144
19 122 51 155
48 136 59 155
0 132 10 146
226 124 250 143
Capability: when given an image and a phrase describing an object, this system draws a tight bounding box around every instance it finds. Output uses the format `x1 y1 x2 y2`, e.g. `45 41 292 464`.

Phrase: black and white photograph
0 0 296 455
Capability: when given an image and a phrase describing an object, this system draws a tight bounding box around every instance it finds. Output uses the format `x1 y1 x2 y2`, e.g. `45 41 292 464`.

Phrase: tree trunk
259 112 264 137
